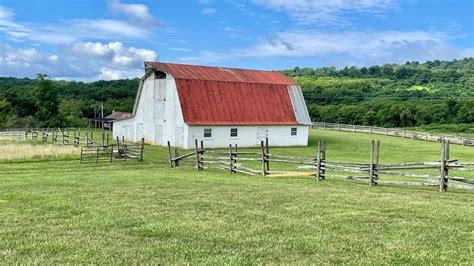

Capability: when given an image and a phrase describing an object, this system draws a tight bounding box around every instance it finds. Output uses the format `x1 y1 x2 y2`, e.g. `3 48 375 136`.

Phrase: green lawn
1 129 473 263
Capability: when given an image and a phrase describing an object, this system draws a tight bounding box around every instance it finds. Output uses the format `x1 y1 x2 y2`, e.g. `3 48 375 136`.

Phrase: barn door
135 123 144 142
155 125 163 145
256 127 268 145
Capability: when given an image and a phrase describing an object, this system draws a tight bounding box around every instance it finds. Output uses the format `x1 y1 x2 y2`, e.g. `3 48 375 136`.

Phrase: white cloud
108 0 162 27
178 30 474 67
253 0 398 24
1 42 157 80
0 2 161 45
201 8 217 15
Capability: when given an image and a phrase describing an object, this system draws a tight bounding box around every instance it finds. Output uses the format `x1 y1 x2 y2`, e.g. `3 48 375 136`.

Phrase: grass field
1 129 473 263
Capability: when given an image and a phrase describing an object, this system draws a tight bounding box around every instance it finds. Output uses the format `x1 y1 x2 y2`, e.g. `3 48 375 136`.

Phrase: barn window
204 128 212 138
291 127 298 136
230 128 238 137
154 70 166 79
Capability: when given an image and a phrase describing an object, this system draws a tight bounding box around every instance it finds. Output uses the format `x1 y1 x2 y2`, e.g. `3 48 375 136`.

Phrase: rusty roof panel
175 79 300 126
146 62 295 85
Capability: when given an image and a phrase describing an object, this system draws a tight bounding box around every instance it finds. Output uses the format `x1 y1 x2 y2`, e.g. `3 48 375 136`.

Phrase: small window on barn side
204 128 212 138
291 127 298 136
230 128 238 137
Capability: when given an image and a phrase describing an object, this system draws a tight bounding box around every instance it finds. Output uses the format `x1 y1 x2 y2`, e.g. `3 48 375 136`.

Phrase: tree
33 74 62 127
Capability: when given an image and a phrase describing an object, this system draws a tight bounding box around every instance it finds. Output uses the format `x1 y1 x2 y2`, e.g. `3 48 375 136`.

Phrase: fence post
265 137 270 173
167 141 173 168
439 140 449 192
385 128 388 135
96 148 99 164
337 123 341 131
369 126 372 134
369 140 375 186
229 144 234 173
260 140 267 176
374 140 380 185
353 125 356 133
195 139 201 171
315 141 322 181
321 140 326 180
174 148 179 167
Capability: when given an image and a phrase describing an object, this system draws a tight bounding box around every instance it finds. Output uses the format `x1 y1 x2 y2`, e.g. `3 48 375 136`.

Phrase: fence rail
312 122 474 146
168 138 474 193
0 128 145 163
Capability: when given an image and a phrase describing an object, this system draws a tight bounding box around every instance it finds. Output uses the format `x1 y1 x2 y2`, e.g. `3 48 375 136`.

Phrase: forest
283 58 474 130
0 58 473 130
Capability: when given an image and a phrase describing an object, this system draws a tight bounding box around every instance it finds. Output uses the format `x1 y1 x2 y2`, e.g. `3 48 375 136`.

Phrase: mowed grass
0 129 473 264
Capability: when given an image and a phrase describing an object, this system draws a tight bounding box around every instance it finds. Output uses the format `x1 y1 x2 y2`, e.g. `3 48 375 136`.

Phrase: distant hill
283 58 474 127
0 58 473 128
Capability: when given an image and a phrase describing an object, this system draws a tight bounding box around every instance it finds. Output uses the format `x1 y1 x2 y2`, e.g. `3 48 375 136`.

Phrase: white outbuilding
113 62 312 148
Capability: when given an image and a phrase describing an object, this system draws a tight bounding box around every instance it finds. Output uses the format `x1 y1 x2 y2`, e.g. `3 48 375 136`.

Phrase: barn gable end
113 62 312 148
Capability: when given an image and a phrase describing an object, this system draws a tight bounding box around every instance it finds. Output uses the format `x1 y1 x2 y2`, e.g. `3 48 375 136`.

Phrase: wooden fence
79 138 144 164
168 138 474 193
312 122 474 147
0 128 145 163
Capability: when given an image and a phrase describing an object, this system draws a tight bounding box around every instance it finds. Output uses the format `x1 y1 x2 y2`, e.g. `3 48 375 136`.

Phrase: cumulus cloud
178 30 474 67
1 42 157 80
108 0 163 26
253 0 398 24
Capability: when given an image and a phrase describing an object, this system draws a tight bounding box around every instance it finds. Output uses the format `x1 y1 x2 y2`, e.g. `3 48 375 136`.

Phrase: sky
0 0 473 80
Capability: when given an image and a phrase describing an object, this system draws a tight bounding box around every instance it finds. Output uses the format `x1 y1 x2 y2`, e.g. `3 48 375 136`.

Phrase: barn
113 62 312 148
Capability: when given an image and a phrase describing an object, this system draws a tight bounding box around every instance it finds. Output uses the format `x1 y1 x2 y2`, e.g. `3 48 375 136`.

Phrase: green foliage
283 58 474 128
0 76 139 128
33 74 62 127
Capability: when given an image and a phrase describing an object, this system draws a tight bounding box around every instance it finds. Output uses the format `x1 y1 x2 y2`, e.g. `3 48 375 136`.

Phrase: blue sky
0 0 473 80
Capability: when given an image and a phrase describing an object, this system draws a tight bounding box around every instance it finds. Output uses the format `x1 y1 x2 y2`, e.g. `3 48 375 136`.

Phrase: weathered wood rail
312 122 474 146
168 138 474 193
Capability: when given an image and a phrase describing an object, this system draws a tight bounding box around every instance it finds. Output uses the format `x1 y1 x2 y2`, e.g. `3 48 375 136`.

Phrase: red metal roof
146 62 295 85
146 62 300 126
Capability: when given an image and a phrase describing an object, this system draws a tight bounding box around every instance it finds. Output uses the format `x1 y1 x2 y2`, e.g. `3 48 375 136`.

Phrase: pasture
0 129 473 263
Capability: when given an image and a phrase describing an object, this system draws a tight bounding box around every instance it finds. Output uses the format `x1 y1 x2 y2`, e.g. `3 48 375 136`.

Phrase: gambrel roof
145 62 311 126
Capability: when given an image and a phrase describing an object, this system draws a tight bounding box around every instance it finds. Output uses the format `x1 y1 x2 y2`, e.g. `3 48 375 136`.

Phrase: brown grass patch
0 143 78 161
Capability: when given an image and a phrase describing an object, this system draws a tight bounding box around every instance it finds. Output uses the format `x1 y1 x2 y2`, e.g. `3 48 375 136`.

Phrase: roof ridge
145 61 284 73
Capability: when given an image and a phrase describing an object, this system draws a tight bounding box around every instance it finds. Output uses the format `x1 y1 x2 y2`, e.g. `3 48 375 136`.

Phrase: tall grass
0 143 78 161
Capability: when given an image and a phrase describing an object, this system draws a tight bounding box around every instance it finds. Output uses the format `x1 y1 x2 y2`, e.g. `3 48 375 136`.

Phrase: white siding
187 125 309 148
113 72 188 147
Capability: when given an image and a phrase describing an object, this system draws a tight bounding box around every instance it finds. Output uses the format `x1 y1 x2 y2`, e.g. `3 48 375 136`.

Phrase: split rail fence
168 138 474 193
312 122 474 147
0 128 144 163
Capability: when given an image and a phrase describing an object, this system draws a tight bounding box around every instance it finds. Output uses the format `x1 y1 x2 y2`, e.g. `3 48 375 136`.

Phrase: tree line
283 58 474 129
0 57 472 130
0 75 138 128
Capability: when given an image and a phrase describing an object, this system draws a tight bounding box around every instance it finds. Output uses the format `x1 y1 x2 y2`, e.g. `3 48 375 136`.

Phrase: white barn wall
113 72 187 147
187 125 309 148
